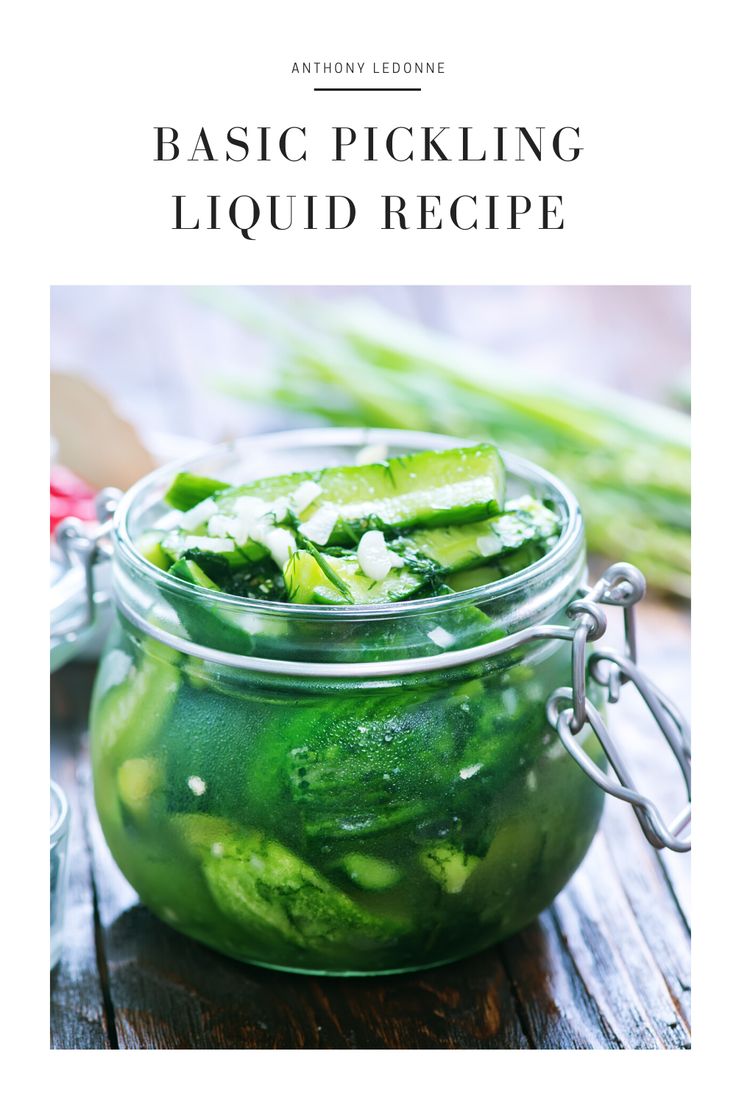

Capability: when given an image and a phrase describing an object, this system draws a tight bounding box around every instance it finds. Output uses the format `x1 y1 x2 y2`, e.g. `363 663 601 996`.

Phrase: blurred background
50 285 690 600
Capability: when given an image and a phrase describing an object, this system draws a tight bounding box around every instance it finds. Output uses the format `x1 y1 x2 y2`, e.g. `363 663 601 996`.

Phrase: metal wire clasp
546 563 691 853
53 488 121 643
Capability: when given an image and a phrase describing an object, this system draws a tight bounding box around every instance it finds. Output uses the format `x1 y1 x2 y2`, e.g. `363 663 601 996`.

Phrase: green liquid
90 618 603 975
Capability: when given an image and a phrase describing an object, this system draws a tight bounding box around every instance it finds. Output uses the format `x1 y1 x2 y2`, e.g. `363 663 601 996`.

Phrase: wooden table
50 602 690 1050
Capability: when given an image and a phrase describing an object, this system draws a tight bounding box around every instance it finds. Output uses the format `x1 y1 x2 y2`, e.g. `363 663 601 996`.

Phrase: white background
2 0 733 1095
7 0 710 283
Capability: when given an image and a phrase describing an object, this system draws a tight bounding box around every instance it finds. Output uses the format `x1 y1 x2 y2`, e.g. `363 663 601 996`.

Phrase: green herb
201 289 690 597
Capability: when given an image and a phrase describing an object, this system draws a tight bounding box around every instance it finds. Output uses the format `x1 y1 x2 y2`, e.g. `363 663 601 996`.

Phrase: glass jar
86 430 640 975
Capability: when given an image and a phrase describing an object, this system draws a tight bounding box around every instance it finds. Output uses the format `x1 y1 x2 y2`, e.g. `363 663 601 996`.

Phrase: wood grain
50 669 112 1049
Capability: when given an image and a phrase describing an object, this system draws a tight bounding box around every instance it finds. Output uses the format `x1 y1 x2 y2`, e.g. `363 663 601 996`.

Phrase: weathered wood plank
50 672 112 1050
498 910 619 1049
308 952 531 1049
551 818 690 1050
601 805 691 1027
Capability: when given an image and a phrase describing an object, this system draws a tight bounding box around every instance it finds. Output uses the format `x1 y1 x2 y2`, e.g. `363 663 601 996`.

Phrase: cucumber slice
136 529 174 570
283 691 461 841
170 547 286 601
282 496 557 605
283 549 351 605
91 646 180 762
466 817 546 922
117 757 163 821
215 444 506 545
396 496 559 575
169 558 222 593
341 853 402 890
329 555 427 604
165 472 231 511
445 565 505 592
167 559 254 653
170 813 240 861
419 842 481 894
445 544 553 593
283 549 425 605
202 830 408 949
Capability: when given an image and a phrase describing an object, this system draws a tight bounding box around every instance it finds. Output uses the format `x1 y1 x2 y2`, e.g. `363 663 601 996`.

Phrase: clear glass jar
89 429 605 975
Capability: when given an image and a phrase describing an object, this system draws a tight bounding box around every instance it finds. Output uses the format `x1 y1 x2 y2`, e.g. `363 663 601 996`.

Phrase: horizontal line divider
313 87 422 92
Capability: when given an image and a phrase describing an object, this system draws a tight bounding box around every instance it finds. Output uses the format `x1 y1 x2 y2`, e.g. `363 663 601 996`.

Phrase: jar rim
114 427 584 621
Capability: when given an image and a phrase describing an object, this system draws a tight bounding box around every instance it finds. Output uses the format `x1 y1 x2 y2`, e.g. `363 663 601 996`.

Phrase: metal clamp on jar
546 563 690 853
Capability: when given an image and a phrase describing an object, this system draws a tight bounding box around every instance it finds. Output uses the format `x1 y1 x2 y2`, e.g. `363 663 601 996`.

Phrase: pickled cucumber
284 548 426 605
90 644 180 762
202 830 408 950
214 443 506 543
396 496 560 575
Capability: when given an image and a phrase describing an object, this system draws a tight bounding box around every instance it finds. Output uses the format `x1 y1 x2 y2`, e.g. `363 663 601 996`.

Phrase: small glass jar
50 780 71 970
87 430 619 974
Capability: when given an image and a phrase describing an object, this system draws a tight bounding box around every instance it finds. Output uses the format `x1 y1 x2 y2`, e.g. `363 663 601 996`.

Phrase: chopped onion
357 530 404 581
299 505 339 546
